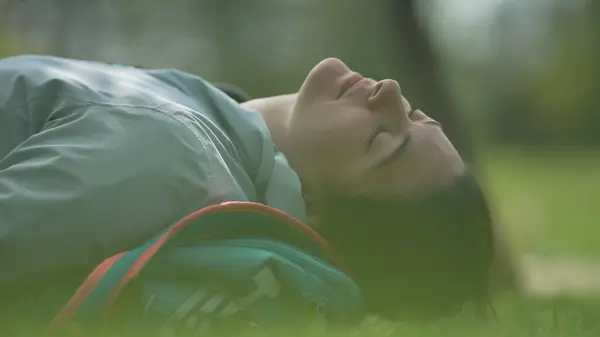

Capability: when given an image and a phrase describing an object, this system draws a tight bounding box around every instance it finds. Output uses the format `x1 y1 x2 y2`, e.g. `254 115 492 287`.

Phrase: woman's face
285 58 465 198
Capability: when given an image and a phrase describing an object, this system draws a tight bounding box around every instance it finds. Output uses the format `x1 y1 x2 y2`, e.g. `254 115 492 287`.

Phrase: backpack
51 202 364 332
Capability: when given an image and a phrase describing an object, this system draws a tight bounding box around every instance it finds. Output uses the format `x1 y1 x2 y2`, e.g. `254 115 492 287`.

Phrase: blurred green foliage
482 149 600 256
485 3 600 146
3 2 600 334
2 0 598 147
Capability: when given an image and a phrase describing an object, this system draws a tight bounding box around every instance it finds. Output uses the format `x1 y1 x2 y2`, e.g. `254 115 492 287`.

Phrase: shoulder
40 103 215 181
87 103 213 163
0 54 58 69
0 54 80 83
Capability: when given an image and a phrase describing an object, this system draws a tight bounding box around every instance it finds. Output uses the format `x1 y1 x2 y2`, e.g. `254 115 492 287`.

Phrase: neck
241 93 297 152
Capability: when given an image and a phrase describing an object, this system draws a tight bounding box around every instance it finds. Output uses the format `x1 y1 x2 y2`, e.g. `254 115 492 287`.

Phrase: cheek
294 104 368 148
288 105 372 183
286 133 358 186
305 117 366 161
304 135 368 187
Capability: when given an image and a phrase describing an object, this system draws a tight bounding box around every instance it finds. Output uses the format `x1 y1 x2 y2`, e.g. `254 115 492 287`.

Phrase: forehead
365 126 465 198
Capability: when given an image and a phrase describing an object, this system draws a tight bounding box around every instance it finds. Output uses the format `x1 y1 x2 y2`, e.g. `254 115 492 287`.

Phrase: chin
311 58 350 81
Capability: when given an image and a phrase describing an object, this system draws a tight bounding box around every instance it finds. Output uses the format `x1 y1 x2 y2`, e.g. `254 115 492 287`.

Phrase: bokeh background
2 0 600 311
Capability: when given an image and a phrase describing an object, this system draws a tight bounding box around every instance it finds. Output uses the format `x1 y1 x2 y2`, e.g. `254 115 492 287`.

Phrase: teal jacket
0 55 363 330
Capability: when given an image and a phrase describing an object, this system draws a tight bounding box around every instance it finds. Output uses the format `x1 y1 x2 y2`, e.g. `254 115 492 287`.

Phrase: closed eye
366 127 385 150
409 108 443 129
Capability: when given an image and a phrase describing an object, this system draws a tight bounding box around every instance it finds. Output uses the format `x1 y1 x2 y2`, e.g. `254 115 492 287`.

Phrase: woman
242 58 493 320
0 55 493 330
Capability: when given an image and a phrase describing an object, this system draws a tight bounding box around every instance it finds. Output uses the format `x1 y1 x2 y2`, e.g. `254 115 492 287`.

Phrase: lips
367 80 393 104
339 72 363 97
373 81 384 96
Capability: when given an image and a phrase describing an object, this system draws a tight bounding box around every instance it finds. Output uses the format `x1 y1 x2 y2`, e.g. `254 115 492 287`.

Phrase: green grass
19 149 600 336
352 296 600 337
320 148 600 337
481 148 600 257
251 148 600 336
29 296 600 337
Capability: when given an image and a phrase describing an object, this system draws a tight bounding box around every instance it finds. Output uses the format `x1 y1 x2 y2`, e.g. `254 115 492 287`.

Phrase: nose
369 80 408 121
368 79 401 109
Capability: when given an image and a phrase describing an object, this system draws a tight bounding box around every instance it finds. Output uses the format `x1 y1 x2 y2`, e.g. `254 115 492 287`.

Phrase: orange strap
50 252 125 327
51 202 346 326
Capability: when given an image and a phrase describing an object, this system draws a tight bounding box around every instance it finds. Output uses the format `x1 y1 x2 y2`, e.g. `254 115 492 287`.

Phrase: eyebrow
424 120 443 129
374 132 413 168
372 120 441 169
408 109 444 129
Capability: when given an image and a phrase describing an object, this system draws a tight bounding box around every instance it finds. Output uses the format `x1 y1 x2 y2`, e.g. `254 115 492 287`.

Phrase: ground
307 149 600 337
281 148 600 337
21 148 600 336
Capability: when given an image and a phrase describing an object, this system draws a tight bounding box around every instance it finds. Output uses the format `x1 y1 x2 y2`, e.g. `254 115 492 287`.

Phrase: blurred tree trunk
585 0 600 142
52 0 75 56
384 0 476 165
385 0 521 294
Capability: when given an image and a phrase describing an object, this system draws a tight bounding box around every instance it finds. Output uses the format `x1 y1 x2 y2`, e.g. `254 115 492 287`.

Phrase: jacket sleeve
0 104 210 289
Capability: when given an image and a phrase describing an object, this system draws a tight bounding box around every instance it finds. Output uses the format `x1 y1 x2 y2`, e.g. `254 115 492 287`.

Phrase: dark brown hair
313 170 494 321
